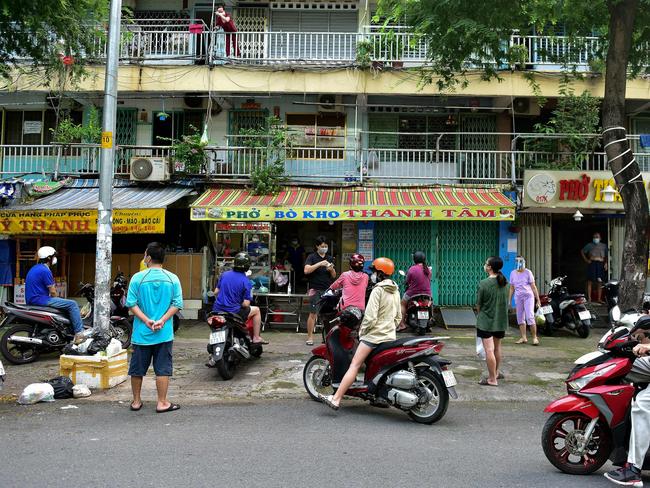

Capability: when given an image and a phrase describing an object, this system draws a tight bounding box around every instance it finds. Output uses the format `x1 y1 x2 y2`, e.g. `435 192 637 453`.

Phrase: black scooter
539 276 594 338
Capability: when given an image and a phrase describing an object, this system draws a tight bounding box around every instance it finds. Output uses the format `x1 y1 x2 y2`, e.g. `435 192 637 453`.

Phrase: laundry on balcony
640 134 650 149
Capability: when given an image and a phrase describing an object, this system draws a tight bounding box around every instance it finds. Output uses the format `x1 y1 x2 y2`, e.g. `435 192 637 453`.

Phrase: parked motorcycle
405 294 433 336
206 311 262 380
318 288 343 343
541 323 648 474
0 282 132 365
303 307 457 424
539 276 594 338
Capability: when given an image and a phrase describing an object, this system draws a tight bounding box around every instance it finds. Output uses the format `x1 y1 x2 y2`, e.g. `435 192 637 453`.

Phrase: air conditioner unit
130 157 170 182
512 97 541 116
318 94 343 112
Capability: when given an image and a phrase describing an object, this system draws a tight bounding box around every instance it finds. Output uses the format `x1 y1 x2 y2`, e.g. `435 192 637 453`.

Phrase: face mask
291 240 298 246
318 246 328 256
483 264 489 273
593 238 600 244
51 257 57 266
516 260 525 270
144 256 151 268
251 237 260 243
370 272 378 284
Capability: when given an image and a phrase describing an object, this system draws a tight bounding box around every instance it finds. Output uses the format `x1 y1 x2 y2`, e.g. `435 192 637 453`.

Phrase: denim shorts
128 341 173 377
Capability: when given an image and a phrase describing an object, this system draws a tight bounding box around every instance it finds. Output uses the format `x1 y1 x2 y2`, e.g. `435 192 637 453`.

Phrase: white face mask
51 257 57 266
370 272 378 284
318 246 328 256
593 238 601 244
251 237 260 243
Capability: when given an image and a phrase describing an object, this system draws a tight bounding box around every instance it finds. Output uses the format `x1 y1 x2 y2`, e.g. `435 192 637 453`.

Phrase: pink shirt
509 269 535 298
330 270 369 311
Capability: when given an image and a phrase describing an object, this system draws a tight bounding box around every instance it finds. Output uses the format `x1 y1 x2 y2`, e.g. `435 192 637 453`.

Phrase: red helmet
349 253 365 271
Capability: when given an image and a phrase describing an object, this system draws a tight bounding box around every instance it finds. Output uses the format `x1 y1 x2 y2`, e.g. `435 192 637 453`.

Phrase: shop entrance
551 215 609 296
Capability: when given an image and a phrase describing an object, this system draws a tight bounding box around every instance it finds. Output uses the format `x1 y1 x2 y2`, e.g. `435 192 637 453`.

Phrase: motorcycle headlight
567 363 617 392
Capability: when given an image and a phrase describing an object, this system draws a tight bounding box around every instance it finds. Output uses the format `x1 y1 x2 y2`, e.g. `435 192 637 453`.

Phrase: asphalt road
0 399 627 488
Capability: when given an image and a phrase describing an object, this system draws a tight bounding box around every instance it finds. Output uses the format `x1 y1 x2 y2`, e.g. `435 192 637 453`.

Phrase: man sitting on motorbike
605 315 650 487
329 253 368 311
319 257 401 411
212 252 267 345
25 246 84 344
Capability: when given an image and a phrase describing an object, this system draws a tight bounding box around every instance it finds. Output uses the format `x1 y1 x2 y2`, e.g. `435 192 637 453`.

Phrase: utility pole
93 0 122 334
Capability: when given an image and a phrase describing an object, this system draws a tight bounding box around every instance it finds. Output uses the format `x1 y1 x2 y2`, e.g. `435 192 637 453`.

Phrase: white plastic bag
18 383 55 405
72 384 92 398
476 335 486 360
76 338 94 355
105 338 122 357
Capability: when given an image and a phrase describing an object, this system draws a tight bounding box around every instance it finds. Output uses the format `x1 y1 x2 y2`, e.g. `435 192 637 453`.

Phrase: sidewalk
0 321 602 405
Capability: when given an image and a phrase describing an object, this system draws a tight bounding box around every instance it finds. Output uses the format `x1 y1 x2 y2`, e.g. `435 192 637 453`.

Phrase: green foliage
355 40 374 68
166 126 208 174
0 0 109 81
51 106 102 144
528 85 601 169
239 117 292 195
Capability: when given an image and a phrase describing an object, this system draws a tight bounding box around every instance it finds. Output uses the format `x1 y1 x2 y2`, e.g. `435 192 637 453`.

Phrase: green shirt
476 276 509 332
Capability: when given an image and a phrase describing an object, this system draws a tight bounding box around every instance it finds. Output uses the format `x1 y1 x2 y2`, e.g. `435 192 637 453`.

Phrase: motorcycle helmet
37 246 57 265
371 257 395 277
630 315 650 340
338 306 363 329
413 251 426 264
233 252 251 272
349 253 365 272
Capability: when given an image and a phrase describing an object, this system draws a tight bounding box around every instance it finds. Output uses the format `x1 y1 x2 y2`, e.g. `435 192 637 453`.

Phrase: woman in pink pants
508 256 541 345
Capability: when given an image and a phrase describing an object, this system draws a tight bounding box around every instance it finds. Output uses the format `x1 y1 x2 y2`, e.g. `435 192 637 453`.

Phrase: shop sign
192 205 515 222
14 281 67 304
0 209 165 235
524 170 650 209
215 222 273 232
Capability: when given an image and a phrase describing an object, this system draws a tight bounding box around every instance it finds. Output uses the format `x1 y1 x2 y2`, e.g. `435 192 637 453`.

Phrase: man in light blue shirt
126 242 183 413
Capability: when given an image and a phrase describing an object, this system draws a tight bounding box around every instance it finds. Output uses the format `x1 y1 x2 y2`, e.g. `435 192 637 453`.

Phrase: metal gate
518 213 552 292
436 221 499 306
373 221 437 301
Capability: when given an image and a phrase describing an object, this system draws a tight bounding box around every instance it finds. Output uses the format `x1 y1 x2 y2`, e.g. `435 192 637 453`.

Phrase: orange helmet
371 257 395 276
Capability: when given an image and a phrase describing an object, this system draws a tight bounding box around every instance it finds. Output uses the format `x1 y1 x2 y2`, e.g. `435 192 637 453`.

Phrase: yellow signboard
191 205 515 222
0 208 165 235
101 131 113 149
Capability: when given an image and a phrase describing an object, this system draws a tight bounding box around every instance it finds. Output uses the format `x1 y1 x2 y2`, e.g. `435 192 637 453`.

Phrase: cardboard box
59 350 128 390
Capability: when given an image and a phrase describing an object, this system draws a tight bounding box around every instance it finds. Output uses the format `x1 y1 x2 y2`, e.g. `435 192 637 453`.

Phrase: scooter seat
367 337 417 360
6 302 62 314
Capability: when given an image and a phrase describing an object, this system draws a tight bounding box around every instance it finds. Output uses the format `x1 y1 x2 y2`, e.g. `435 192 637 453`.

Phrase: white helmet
37 246 57 260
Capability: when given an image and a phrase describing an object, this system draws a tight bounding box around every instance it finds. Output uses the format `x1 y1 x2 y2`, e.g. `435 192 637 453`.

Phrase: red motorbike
206 312 261 380
303 307 457 424
541 325 648 474
405 294 433 335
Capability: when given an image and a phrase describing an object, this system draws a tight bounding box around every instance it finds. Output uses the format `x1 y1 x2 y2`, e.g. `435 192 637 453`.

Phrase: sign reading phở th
0 208 165 235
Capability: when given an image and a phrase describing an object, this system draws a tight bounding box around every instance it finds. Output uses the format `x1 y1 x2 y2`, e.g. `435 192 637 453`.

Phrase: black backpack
47 376 74 399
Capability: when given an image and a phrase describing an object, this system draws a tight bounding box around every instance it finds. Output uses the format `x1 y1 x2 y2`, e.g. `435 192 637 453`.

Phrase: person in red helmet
329 253 369 311
319 257 401 411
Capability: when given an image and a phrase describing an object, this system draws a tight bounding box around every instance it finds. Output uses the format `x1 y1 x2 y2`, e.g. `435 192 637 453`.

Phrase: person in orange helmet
319 257 402 411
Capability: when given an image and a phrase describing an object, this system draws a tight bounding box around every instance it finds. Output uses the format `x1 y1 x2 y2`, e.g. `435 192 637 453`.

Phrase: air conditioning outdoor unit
130 157 170 182
512 97 541 116
318 94 343 112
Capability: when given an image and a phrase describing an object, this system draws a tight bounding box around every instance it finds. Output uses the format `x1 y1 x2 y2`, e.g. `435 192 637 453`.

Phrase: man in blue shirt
25 246 84 344
213 252 266 344
126 242 183 413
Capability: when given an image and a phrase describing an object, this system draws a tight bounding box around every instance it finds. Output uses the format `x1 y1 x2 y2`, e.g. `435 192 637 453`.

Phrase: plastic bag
273 269 288 287
72 384 92 398
47 376 74 399
105 338 122 357
18 383 55 405
76 338 94 355
62 344 81 356
87 334 111 355
0 359 5 391
476 335 486 360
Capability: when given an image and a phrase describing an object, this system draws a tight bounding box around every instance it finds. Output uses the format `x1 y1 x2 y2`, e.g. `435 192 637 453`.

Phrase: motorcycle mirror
611 306 621 323
398 270 406 276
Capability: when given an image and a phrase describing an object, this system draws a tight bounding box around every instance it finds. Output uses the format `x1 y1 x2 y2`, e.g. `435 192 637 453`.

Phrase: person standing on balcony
304 236 336 346
214 5 239 57
580 232 608 303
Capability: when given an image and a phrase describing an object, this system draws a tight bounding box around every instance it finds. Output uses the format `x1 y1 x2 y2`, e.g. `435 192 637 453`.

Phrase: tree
0 0 108 81
377 0 650 309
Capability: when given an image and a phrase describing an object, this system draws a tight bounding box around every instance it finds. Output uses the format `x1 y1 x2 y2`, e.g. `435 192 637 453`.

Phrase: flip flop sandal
532 339 540 346
497 371 505 380
253 340 269 345
319 394 340 411
478 378 498 387
156 403 181 413
515 339 528 344
130 402 143 411
305 340 314 346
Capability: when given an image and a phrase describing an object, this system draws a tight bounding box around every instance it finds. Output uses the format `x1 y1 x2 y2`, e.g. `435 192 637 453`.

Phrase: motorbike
206 311 262 380
0 282 132 365
404 294 433 336
538 276 594 338
318 288 343 343
303 308 457 424
541 323 649 475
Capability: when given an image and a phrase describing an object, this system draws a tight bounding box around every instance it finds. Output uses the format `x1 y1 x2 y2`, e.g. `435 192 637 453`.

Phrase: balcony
2 137 648 185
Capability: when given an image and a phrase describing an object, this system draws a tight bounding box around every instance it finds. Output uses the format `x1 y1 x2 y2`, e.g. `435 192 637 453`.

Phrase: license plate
578 310 592 321
442 370 457 387
209 330 226 344
417 311 429 320
539 305 553 315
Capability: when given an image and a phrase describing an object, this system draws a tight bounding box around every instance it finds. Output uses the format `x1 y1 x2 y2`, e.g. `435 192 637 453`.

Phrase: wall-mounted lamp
602 184 617 203
573 210 584 222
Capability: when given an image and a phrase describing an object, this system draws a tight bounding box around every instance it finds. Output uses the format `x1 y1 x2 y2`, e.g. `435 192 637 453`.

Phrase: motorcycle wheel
0 324 41 364
577 320 591 339
543 315 554 336
541 412 611 475
407 369 449 425
303 355 333 402
215 350 236 381
111 320 131 349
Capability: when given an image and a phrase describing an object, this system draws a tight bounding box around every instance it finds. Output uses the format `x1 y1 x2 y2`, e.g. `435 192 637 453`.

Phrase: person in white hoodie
320 257 401 411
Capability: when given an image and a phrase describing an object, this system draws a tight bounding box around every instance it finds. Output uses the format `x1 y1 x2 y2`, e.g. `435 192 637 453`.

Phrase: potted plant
508 216 522 234
168 126 208 174
355 39 374 69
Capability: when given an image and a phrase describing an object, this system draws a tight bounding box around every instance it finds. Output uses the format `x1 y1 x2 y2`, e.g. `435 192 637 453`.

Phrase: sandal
156 403 181 413
478 378 498 387
130 402 143 411
515 338 528 344
318 394 340 411
305 340 314 346
497 371 505 380
532 338 540 346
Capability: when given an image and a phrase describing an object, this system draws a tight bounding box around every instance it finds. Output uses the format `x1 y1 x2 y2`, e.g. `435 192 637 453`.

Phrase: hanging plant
163 125 208 174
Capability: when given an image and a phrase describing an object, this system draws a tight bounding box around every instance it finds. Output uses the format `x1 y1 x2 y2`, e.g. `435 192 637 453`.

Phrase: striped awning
191 187 515 221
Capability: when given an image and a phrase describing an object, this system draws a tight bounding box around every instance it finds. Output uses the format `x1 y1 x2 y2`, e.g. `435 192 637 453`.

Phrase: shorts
307 289 326 314
360 340 379 349
128 341 173 377
476 328 506 340
237 306 251 322
587 261 606 283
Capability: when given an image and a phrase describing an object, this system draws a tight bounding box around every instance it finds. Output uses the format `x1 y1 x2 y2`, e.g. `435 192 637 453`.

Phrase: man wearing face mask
304 235 336 345
247 234 267 264
284 236 306 289
25 246 85 344
580 232 608 303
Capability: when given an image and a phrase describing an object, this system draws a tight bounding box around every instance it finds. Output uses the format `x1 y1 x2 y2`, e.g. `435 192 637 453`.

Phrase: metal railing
509 35 602 66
